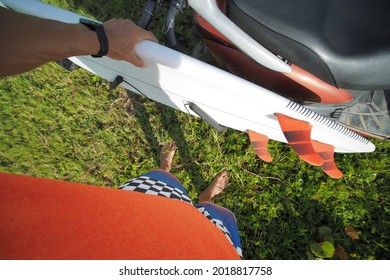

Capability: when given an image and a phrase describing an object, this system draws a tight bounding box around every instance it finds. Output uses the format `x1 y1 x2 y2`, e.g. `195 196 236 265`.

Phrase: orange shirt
0 172 239 260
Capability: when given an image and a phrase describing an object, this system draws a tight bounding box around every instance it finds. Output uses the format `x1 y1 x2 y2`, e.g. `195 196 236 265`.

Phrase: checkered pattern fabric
196 206 242 258
118 176 192 204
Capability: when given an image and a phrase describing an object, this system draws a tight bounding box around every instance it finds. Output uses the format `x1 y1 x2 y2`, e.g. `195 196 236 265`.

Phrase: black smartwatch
79 18 109 58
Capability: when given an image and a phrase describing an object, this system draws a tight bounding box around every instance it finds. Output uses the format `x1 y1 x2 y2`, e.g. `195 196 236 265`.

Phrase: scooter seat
228 0 390 90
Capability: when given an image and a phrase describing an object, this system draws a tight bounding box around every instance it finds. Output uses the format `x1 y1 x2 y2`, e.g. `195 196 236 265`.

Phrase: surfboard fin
275 114 324 166
312 141 343 178
248 130 273 162
109 75 124 90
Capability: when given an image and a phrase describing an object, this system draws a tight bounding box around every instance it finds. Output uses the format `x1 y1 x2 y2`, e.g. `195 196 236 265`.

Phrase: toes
160 142 176 171
170 142 177 151
218 171 229 185
161 142 176 156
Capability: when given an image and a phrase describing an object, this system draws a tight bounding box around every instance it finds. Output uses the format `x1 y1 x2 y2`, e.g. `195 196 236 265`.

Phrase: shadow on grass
127 91 207 189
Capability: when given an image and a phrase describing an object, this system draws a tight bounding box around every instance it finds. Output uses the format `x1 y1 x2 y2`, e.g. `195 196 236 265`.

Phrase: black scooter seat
228 0 390 90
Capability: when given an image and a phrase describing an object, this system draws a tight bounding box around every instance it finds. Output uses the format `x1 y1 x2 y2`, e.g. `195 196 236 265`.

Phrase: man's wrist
79 18 109 57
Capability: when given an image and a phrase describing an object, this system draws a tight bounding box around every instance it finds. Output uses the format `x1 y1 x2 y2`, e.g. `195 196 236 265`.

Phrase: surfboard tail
275 113 343 178
248 130 272 162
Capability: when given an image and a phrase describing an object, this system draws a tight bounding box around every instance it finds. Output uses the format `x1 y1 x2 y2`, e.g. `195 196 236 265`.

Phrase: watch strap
79 18 109 58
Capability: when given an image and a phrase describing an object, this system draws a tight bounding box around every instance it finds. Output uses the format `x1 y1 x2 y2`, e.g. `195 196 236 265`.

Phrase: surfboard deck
1 0 376 177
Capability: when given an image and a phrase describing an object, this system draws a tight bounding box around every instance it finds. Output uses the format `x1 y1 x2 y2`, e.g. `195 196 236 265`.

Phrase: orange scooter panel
284 65 353 103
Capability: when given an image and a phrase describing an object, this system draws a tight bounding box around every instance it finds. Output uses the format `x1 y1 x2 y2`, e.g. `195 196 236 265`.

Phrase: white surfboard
1 0 376 178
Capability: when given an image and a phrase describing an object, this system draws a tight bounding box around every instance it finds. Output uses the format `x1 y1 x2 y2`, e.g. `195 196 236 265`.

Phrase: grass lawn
0 0 389 260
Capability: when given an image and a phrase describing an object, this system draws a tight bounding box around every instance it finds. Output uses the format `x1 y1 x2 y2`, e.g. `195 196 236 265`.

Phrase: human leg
119 142 191 203
196 171 242 257
198 170 228 203
159 141 176 172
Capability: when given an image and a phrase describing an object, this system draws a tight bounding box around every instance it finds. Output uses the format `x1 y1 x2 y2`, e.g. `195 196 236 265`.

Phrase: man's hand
104 19 158 67
0 6 159 76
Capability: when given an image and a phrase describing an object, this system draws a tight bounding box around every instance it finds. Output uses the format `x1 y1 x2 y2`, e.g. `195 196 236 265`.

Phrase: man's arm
0 7 158 76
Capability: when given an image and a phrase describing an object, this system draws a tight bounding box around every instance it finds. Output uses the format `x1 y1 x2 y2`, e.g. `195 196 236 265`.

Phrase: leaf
310 242 335 259
306 251 316 260
345 225 359 240
334 244 349 260
310 243 324 258
318 226 332 240
323 235 334 245
321 241 335 258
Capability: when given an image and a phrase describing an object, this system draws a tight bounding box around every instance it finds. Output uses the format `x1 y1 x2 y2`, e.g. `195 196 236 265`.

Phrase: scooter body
192 0 352 104
189 0 390 139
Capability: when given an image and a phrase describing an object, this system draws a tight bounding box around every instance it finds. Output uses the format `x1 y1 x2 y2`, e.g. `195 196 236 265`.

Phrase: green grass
1 0 389 260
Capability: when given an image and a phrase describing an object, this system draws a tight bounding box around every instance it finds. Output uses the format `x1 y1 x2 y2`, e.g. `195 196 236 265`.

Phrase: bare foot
198 171 228 203
160 142 176 172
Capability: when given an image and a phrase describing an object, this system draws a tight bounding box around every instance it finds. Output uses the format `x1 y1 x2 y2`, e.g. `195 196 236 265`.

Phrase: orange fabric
0 172 239 260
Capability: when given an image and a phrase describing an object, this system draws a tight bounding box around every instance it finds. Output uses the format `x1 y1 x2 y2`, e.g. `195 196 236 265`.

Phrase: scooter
139 0 390 141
